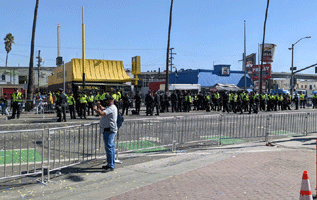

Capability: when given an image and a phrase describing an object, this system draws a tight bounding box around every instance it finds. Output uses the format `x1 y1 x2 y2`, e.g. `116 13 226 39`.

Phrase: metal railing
0 112 316 183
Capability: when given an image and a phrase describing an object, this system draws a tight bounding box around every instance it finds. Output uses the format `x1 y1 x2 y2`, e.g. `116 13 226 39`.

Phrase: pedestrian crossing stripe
0 149 44 165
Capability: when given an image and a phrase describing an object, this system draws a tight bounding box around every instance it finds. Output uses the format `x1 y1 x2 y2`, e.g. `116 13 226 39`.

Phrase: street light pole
289 36 311 97
290 43 294 97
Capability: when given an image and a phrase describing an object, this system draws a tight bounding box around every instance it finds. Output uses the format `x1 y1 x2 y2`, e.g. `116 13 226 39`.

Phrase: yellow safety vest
80 95 87 103
13 92 22 102
94 94 100 101
112 94 117 101
88 95 94 102
68 96 75 105
299 94 304 100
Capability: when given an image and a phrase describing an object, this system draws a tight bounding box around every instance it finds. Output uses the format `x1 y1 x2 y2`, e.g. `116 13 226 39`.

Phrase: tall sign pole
82 7 85 89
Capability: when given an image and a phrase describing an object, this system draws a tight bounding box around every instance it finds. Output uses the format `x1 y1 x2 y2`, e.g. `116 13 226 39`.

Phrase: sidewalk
2 133 317 200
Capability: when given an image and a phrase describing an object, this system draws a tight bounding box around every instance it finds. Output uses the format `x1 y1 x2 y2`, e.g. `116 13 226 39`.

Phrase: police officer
170 90 178 112
260 93 266 111
153 91 160 116
134 91 142 115
164 92 170 112
205 92 211 112
178 91 184 112
87 91 94 116
122 93 130 115
222 92 229 113
80 91 88 119
313 93 317 109
299 93 305 108
293 93 299 110
67 92 76 119
145 91 154 116
9 88 22 119
56 88 67 122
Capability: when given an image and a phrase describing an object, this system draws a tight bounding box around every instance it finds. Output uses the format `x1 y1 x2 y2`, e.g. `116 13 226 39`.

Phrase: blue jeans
103 131 116 169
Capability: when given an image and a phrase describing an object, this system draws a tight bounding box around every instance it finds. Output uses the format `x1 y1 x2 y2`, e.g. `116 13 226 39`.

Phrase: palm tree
26 0 39 111
165 0 174 93
4 33 14 67
260 0 270 94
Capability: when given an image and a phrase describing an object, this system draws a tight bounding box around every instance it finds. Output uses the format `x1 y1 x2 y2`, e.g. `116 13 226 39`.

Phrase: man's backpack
117 112 124 129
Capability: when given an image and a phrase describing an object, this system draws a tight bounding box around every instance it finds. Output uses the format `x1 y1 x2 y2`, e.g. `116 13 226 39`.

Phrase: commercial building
169 65 253 90
48 58 138 94
0 66 55 97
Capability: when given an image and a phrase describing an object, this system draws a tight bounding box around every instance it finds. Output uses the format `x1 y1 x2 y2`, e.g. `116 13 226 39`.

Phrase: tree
165 0 174 93
4 33 15 67
26 0 39 111
260 0 270 94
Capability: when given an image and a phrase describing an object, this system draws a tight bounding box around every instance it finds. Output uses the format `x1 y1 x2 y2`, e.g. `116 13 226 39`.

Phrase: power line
14 44 165 51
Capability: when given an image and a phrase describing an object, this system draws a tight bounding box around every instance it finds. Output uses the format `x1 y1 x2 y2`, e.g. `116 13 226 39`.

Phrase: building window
301 85 303 89
1 74 5 81
305 85 307 89
19 76 27 85
310 85 313 90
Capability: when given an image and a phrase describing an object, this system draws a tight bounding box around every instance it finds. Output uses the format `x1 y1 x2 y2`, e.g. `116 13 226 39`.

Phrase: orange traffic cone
299 171 313 200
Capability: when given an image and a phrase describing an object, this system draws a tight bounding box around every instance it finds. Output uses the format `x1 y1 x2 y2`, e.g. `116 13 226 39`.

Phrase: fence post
305 113 310 136
115 129 122 164
172 117 177 152
42 128 51 183
265 115 271 145
218 114 223 146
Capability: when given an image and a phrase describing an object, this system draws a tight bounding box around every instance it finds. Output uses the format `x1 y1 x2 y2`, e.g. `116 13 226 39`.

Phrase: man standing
299 93 305 109
94 95 117 172
9 88 22 119
145 91 154 116
80 91 87 119
87 91 94 116
153 91 160 116
164 91 170 112
67 92 76 119
121 93 130 115
133 91 142 115
56 88 67 122
170 90 178 112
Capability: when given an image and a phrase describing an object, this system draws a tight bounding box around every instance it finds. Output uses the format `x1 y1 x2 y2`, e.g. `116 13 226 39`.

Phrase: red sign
251 64 271 80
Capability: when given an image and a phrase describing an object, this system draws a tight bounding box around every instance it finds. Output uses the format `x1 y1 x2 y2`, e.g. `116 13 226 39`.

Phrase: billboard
260 43 277 63
252 64 271 80
222 66 230 75
253 80 266 90
245 53 256 72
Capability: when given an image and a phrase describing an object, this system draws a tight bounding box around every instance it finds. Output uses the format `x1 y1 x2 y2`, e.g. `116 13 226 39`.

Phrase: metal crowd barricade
1 112 317 183
0 129 45 181
44 123 102 182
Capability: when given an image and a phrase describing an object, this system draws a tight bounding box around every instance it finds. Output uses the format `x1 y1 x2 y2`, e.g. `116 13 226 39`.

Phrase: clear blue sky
1 0 316 74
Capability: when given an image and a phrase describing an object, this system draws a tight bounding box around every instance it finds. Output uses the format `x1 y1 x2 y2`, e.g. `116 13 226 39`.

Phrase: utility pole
169 48 176 72
82 7 86 89
244 20 247 90
36 50 41 92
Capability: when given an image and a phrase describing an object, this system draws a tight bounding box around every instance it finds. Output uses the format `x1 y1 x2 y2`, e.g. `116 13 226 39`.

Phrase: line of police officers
7 87 314 121
143 90 311 116
55 89 123 122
